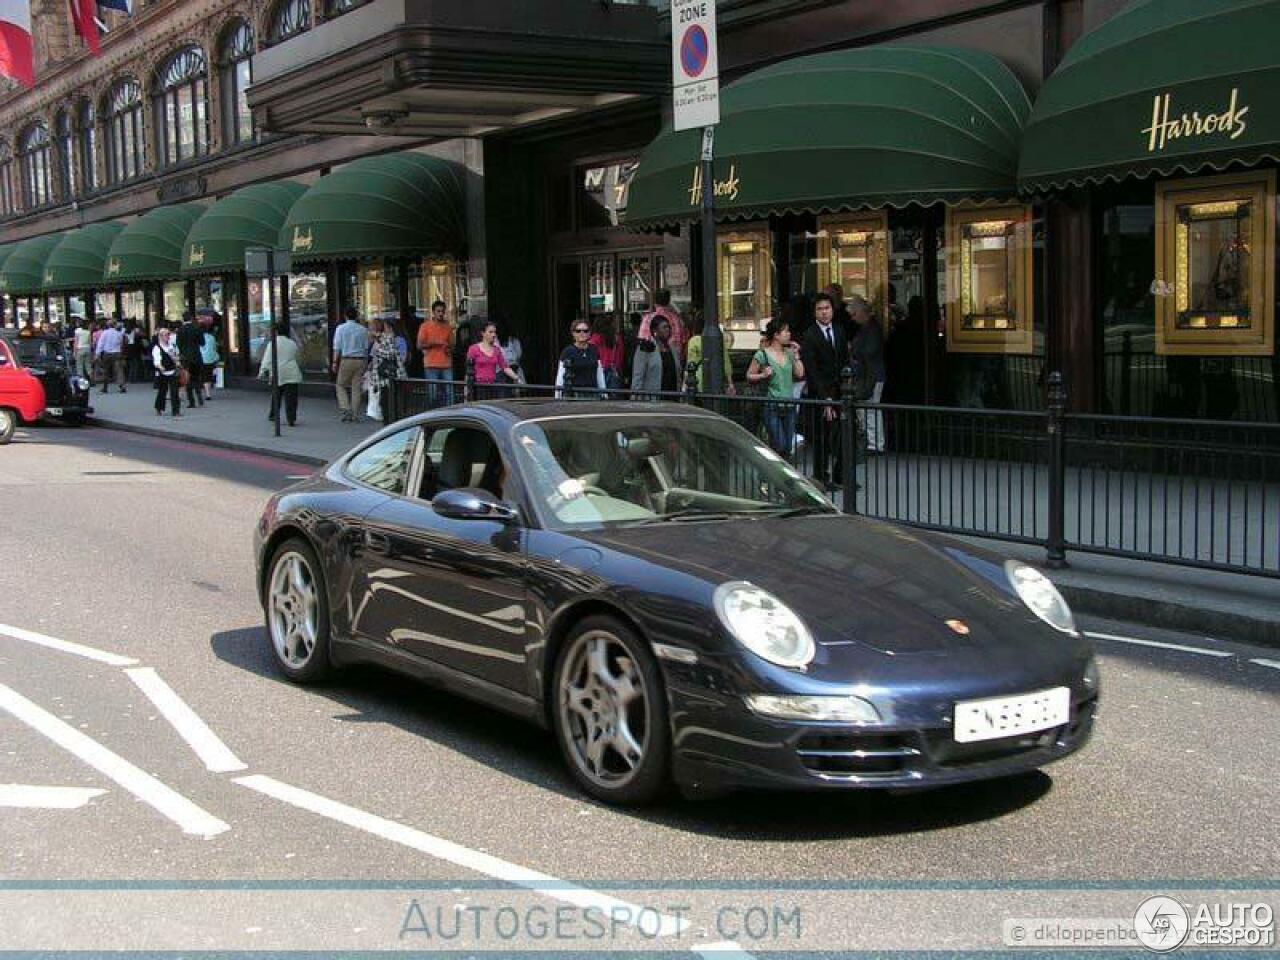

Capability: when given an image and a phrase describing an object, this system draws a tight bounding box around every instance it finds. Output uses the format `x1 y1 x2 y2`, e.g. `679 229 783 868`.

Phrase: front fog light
1083 656 1099 693
1005 561 1077 635
745 694 880 724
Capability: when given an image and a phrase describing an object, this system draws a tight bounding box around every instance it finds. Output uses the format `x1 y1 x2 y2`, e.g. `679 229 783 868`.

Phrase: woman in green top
747 319 805 457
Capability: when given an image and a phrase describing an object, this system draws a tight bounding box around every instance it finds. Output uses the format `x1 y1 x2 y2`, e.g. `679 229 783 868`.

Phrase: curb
88 417 327 467
1060 583 1280 651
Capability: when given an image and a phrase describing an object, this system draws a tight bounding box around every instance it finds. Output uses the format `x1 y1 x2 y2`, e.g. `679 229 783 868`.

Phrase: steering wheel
580 483 609 498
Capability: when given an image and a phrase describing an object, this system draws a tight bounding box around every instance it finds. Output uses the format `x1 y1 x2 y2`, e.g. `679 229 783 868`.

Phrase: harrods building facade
0 0 1275 425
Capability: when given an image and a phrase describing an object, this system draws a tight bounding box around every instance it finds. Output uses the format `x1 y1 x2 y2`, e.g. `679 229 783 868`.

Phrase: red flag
0 0 33 86
69 0 98 54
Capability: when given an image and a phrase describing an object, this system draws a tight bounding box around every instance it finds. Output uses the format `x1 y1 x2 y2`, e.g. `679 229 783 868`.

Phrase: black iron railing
387 368 1280 579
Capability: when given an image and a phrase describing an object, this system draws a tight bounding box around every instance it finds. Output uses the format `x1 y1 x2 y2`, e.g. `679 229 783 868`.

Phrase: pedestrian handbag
366 384 382 420
178 365 191 388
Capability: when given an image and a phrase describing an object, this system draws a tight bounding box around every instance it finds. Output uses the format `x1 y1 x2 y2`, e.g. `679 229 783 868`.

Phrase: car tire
264 537 333 685
0 409 15 445
552 614 670 806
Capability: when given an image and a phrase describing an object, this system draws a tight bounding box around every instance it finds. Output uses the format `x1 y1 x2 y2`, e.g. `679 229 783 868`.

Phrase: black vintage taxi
0 329 93 425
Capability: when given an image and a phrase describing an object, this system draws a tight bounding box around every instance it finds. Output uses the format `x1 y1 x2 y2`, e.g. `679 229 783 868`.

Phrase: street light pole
699 125 724 395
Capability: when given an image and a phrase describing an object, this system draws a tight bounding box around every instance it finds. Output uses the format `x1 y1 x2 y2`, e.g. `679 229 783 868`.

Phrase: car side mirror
433 487 520 524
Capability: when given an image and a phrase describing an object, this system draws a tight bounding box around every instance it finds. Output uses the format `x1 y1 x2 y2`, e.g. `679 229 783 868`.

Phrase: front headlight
73 376 90 391
1005 561 1077 635
714 581 815 668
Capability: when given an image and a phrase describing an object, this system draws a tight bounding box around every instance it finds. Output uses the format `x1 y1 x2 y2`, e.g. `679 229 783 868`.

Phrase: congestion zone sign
671 0 719 131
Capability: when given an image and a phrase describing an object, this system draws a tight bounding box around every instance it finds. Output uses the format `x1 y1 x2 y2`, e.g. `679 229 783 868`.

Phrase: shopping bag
365 385 382 420
213 365 225 389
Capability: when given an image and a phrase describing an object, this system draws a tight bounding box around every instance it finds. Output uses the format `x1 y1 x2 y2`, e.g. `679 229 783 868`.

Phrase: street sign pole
269 255 280 438
699 126 723 394
245 248 292 438
671 0 721 394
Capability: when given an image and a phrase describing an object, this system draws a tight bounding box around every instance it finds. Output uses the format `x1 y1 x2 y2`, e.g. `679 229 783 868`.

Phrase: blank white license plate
953 686 1071 743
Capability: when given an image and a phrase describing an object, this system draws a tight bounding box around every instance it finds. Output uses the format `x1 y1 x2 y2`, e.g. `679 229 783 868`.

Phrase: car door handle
365 530 391 555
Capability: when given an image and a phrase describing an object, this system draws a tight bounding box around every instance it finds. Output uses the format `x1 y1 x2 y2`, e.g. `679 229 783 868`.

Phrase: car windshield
510 413 834 530
14 338 65 365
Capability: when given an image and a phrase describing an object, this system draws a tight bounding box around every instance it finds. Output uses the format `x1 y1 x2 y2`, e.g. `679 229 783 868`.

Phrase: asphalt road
1 423 1277 952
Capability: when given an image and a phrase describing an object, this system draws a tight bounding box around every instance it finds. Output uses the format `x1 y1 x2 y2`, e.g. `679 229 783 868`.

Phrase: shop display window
163 281 187 327
1154 171 1275 356
944 204 1034 354
288 273 330 373
717 225 772 345
817 213 889 320
409 258 465 322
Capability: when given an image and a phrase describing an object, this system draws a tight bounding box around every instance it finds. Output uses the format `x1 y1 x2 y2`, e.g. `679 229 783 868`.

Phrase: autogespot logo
1134 896 1190 952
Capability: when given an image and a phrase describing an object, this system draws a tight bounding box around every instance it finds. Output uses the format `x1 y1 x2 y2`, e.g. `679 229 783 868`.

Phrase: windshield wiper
751 504 834 519
650 508 739 523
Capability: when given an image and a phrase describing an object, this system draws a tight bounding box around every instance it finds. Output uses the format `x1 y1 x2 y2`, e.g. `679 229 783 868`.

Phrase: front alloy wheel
0 409 15 445
554 616 669 805
266 539 332 683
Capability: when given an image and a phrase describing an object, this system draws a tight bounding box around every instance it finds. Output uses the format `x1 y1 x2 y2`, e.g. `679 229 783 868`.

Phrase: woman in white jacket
257 324 304 427
152 327 182 417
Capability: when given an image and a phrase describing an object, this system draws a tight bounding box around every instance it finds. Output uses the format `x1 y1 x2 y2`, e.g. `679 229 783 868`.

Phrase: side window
345 428 418 495
418 425 504 501
0 342 11 366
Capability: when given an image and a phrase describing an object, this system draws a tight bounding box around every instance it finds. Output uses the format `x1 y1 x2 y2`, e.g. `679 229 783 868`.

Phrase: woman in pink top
465 321 519 398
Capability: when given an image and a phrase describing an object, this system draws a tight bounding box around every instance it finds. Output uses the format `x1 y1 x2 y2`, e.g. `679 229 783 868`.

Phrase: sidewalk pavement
87 382 381 465
85 385 1280 648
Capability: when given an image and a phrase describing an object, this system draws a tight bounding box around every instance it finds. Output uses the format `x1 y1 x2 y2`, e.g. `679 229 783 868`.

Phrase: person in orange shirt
416 300 455 407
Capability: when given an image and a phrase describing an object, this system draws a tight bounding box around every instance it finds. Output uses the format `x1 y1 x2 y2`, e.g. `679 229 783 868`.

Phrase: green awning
625 45 1030 227
280 153 466 262
0 235 65 297
1019 0 1280 192
0 244 17 275
103 203 208 285
182 182 307 276
42 222 126 293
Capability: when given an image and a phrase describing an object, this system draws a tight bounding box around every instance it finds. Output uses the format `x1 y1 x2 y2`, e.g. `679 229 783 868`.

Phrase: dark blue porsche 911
255 400 1097 805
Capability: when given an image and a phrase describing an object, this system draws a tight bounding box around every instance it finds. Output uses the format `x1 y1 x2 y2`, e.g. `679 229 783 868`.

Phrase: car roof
464 398 716 424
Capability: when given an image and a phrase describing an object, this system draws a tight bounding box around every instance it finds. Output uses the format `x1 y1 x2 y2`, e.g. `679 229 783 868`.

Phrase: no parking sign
671 0 719 131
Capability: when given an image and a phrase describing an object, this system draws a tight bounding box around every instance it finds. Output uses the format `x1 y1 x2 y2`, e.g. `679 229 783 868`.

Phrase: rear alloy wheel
265 538 332 684
0 409 15 445
553 615 670 806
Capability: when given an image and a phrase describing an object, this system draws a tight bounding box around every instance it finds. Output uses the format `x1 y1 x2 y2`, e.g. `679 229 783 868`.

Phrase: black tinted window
346 429 417 494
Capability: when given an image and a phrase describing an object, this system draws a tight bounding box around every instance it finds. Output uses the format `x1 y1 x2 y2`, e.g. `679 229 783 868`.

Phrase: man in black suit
175 312 205 408
801 292 848 489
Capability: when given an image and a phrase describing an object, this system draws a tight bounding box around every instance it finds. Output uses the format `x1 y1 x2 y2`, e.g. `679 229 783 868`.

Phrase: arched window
219 20 254 146
18 123 52 208
154 46 209 166
104 79 145 184
324 0 371 16
0 143 14 216
78 99 97 192
55 110 75 200
267 0 310 45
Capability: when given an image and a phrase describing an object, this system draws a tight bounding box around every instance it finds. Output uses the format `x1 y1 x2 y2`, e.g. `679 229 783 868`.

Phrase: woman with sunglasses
555 318 608 398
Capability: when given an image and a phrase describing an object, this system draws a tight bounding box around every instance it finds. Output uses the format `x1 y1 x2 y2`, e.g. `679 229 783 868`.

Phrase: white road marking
1084 631 1234 658
0 684 229 837
234 775 688 936
0 623 137 667
125 668 247 774
1250 658 1280 671
0 784 106 809
694 941 756 958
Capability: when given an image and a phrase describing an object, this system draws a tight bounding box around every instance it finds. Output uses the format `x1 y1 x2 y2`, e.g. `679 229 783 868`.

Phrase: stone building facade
0 0 411 242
